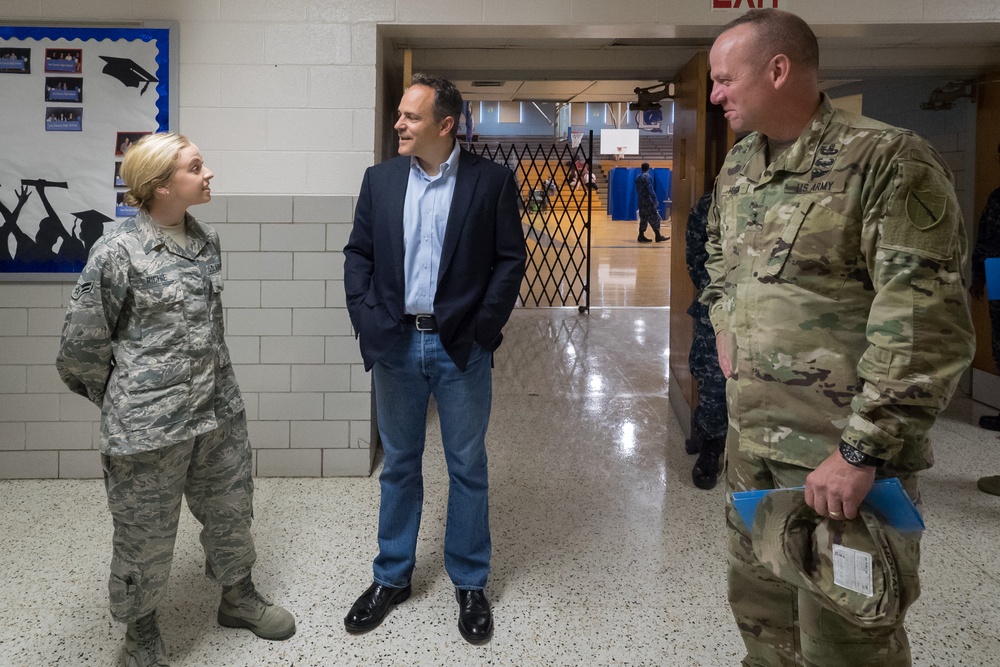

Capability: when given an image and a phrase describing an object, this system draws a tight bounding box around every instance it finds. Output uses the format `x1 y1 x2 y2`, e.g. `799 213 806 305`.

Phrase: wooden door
667 51 734 437
972 72 1000 406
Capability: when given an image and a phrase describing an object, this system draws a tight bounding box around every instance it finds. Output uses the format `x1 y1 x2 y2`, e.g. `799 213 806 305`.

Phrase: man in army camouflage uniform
56 133 294 667
702 10 975 666
685 192 727 489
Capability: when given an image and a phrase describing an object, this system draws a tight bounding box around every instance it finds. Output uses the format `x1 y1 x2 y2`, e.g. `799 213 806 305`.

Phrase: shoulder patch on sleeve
882 159 960 261
904 185 948 231
71 281 94 300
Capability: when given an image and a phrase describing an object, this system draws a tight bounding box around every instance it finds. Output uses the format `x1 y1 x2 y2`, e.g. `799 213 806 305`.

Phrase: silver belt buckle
415 314 435 332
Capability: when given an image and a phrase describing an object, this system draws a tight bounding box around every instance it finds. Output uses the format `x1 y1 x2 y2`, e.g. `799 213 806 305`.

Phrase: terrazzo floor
2 308 1000 666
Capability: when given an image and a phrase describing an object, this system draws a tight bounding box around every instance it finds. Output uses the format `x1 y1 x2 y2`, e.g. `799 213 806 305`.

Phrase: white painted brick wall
260 336 326 364
0 194 367 478
293 308 353 336
292 420 349 449
0 424 26 451
232 365 292 393
260 225 326 252
227 253 294 280
260 281 326 308
0 395 60 422
59 450 103 479
248 421 291 449
0 337 60 365
257 448 322 477
26 422 93 450
26 366 67 394
0 367 26 393
291 365 351 392
0 310 27 335
294 253 343 280
227 309 292 336
259 392 325 421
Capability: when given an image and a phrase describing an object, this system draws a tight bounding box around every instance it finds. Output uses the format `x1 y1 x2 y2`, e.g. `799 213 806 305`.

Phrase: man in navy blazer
342 74 525 644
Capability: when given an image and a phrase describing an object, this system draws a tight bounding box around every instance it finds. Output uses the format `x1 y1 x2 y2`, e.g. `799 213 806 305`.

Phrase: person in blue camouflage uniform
635 162 668 243
56 134 294 667
685 192 727 489
703 10 974 666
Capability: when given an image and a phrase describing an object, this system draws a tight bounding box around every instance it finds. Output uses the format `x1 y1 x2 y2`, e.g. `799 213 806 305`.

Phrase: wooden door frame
668 51 735 438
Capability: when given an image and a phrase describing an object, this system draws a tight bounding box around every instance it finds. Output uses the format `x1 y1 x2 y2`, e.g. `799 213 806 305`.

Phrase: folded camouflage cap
751 490 920 628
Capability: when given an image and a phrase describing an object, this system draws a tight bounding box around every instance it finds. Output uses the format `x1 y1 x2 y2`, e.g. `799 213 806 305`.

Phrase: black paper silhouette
99 56 158 95
67 209 113 263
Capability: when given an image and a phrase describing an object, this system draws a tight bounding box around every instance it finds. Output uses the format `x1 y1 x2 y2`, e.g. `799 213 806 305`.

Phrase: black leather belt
404 314 438 333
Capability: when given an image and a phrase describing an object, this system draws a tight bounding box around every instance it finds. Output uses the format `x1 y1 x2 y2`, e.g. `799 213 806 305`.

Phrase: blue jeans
371 329 493 590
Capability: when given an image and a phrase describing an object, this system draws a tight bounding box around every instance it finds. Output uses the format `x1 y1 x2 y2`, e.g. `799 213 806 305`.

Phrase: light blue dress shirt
403 140 460 315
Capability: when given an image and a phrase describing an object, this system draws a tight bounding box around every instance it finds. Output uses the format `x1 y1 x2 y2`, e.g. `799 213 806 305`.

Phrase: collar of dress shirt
410 139 460 180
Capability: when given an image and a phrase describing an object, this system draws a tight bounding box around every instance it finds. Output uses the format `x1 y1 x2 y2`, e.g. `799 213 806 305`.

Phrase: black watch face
841 443 866 464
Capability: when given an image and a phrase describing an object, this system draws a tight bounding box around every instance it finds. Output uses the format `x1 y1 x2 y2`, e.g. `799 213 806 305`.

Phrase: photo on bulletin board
45 106 82 132
44 47 81 73
114 161 125 187
115 131 151 156
116 192 139 218
0 23 176 279
0 46 31 73
45 76 82 102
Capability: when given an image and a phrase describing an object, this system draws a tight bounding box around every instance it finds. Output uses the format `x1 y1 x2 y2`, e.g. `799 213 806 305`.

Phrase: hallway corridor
1 309 998 666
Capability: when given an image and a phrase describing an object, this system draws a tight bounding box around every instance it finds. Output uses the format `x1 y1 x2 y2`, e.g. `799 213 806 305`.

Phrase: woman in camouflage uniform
56 133 295 667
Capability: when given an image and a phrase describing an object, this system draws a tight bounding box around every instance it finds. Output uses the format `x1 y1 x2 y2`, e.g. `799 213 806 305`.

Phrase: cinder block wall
0 195 373 479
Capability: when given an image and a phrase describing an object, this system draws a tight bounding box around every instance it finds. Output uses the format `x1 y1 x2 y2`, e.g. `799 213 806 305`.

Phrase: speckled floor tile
1 308 999 666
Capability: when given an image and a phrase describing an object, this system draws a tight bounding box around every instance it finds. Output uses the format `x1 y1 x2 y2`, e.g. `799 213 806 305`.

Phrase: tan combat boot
121 611 169 667
218 575 296 640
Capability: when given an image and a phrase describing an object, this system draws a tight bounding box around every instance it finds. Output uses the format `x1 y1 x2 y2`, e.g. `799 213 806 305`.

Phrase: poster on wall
0 25 173 279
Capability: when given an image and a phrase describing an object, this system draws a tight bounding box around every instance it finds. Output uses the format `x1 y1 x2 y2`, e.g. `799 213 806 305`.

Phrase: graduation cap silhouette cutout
71 209 113 225
72 210 114 251
99 56 158 95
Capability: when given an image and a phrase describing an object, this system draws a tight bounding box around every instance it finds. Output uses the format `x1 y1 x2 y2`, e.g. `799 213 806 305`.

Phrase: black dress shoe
456 589 493 644
344 582 411 633
980 415 1000 431
637 234 652 243
692 437 725 490
654 234 669 242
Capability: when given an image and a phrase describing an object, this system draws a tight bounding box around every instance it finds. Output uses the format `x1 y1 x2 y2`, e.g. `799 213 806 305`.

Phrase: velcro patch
71 281 94 300
904 187 947 230
882 158 958 261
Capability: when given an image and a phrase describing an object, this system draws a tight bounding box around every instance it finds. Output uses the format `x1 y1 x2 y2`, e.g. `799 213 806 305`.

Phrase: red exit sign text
713 0 780 8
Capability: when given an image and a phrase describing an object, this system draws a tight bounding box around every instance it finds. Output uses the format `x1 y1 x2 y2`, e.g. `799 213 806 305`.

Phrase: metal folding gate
469 133 593 312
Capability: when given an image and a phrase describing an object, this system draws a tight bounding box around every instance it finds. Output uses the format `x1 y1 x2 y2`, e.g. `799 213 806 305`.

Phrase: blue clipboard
733 478 924 534
986 257 1000 300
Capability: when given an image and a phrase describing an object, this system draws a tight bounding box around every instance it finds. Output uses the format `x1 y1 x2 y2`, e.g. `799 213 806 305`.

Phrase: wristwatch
839 441 884 468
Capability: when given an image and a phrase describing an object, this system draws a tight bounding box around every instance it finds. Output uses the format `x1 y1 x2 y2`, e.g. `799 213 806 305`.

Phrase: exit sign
713 0 780 8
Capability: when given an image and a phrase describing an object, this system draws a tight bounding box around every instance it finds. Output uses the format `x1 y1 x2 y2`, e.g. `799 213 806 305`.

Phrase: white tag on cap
832 544 874 596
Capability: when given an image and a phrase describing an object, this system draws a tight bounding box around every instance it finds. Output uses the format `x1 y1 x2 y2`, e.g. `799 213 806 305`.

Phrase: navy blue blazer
343 148 526 371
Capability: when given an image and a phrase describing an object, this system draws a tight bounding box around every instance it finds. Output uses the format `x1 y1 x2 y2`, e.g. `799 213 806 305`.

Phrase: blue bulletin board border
0 23 177 280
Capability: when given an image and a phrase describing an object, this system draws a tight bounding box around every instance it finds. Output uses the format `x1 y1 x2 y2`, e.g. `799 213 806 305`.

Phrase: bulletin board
0 23 177 280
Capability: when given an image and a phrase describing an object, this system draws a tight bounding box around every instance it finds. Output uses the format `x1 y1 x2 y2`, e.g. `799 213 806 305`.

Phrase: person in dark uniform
685 192 727 489
634 162 668 243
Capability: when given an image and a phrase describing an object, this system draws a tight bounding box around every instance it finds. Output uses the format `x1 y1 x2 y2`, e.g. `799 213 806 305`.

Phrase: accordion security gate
469 133 593 312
